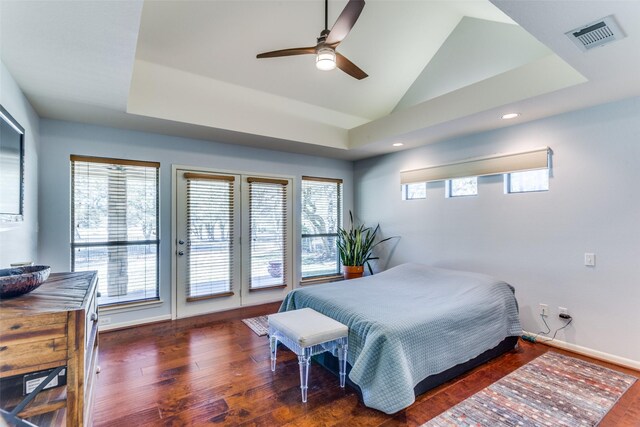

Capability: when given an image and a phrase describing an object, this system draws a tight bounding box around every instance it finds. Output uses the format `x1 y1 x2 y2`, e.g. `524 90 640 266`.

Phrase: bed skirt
312 335 519 403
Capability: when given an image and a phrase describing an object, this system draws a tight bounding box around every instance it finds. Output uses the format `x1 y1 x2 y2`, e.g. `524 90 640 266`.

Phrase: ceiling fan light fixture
316 47 336 71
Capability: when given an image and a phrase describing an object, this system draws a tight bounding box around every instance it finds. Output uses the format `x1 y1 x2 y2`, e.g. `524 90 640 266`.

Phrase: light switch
584 253 595 267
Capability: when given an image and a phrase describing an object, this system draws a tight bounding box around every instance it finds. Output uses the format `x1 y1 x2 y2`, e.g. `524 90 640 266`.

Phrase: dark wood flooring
94 304 640 426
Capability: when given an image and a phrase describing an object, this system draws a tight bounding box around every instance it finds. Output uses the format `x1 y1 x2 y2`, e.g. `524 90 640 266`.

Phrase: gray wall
355 96 640 364
39 119 354 326
0 62 40 267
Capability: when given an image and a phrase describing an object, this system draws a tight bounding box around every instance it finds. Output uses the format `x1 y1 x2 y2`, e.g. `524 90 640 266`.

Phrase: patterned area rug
242 315 269 336
423 351 636 427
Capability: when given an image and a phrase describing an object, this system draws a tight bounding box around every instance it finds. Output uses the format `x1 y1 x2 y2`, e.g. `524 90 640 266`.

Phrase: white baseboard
99 314 172 332
522 330 640 371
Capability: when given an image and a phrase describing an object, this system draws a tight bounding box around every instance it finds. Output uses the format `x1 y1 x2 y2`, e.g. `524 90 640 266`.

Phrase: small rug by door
242 315 269 336
423 351 636 427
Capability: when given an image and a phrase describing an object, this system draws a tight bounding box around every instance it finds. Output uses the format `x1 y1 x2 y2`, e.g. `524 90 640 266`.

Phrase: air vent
566 15 625 52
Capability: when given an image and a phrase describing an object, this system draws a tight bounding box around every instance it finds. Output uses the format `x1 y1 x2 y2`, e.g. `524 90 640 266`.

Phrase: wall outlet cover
584 253 596 266
539 303 549 316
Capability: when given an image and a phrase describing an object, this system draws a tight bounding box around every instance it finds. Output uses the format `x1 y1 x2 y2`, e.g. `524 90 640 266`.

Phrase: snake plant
337 211 393 275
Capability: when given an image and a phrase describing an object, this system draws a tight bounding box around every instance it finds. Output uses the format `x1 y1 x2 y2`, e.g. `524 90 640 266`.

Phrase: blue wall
0 62 40 267
355 97 640 365
38 119 354 327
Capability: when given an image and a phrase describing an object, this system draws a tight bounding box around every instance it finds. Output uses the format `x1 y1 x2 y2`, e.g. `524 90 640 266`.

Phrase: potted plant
337 211 393 280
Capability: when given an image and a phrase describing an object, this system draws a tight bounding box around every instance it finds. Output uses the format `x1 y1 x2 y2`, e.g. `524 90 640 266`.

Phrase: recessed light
501 113 520 120
392 142 404 147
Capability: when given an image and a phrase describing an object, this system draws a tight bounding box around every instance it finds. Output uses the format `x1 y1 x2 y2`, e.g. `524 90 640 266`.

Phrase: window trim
241 174 294 306
70 155 160 308
301 176 343 282
300 274 344 286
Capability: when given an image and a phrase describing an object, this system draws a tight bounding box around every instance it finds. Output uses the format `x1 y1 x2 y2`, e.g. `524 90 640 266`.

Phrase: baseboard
99 314 172 332
522 330 640 371
98 301 281 333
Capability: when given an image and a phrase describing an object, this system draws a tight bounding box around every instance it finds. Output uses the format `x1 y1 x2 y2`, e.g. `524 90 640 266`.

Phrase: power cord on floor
532 313 552 341
522 313 573 343
537 316 573 343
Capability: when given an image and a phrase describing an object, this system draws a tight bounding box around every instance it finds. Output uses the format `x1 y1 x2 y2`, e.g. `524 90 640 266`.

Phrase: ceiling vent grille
566 15 625 52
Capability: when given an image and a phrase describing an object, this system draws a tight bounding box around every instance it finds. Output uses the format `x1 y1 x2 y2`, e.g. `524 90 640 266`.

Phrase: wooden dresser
0 271 99 426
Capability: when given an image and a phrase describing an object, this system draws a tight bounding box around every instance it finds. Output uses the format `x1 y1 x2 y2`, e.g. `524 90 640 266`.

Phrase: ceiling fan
256 0 368 80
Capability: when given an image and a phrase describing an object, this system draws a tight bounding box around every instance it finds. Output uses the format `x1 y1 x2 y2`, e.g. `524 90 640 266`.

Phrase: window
506 169 549 193
447 176 478 197
71 156 159 306
247 177 290 290
301 177 342 280
402 182 426 200
184 173 236 300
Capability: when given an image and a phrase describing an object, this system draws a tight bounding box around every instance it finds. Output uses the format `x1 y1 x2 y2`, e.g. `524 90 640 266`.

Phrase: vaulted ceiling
2 1 640 159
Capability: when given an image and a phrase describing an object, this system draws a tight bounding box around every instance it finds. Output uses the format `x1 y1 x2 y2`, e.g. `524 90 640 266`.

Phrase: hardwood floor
95 305 640 426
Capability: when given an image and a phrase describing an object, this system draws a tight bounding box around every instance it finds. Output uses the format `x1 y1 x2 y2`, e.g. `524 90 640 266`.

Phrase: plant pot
342 265 364 280
267 261 282 278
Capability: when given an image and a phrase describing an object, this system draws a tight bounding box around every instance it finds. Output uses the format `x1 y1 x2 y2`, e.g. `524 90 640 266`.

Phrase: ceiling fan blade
257 47 316 59
325 0 365 46
336 52 368 80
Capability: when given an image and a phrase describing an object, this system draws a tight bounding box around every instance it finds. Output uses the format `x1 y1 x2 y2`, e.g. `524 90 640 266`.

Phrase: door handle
178 240 185 245
178 250 184 256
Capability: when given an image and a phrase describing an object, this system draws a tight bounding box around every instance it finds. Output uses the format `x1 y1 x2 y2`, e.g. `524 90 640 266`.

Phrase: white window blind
247 177 289 290
71 156 159 306
185 173 236 301
301 177 342 279
401 147 550 184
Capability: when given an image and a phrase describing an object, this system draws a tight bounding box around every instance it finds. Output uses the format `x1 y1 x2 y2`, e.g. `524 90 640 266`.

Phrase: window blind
301 176 342 279
71 155 159 306
185 173 235 301
247 177 289 290
400 147 550 184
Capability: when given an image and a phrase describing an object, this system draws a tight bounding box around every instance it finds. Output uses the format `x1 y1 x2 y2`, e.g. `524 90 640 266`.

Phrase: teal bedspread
280 263 522 414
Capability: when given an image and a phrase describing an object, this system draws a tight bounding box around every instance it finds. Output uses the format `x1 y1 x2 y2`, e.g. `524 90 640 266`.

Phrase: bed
279 263 522 414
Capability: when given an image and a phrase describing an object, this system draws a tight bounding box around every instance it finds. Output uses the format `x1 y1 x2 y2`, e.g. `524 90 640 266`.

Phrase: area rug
423 351 636 427
241 315 269 336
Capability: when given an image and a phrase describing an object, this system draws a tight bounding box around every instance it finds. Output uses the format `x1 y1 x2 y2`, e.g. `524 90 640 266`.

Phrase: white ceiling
135 0 514 122
1 1 640 160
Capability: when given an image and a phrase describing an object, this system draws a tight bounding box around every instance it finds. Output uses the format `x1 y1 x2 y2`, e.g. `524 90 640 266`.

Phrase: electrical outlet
539 303 549 317
584 253 596 267
99 316 111 326
558 307 569 316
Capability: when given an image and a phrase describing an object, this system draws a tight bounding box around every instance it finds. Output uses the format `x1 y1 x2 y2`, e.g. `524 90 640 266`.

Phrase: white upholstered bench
268 308 348 402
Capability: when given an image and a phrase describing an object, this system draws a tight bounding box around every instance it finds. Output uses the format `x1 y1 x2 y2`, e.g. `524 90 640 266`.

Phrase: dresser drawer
0 312 68 378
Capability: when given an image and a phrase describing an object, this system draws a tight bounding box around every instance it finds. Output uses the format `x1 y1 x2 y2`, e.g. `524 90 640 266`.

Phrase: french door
174 168 293 318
